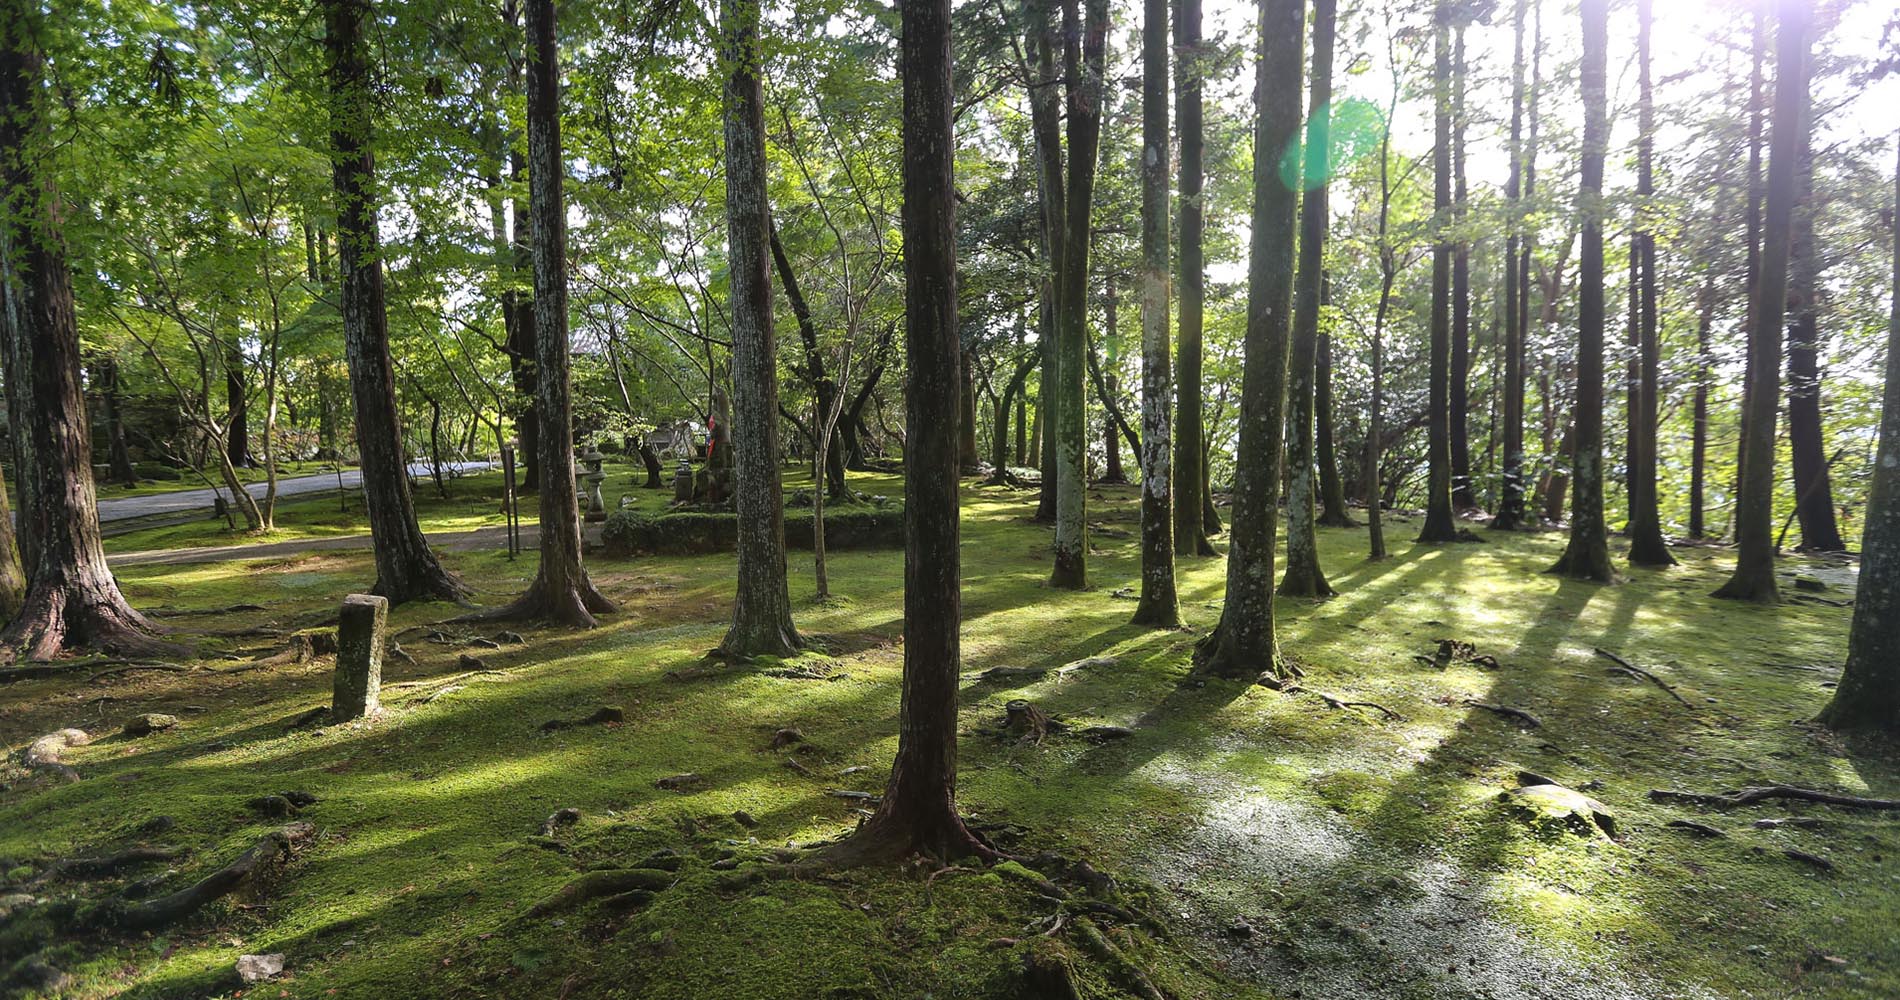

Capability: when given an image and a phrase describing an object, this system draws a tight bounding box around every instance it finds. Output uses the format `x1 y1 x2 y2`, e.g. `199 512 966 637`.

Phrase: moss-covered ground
4 470 1894 998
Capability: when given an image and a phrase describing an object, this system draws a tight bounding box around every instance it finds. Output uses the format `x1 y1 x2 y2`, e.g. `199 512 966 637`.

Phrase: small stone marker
332 593 387 721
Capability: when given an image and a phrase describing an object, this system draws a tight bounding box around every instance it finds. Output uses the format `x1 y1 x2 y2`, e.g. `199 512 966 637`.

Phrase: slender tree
1716 0 1808 601
1418 6 1459 543
1132 0 1178 626
1817 137 1900 733
476 0 617 627
1784 54 1845 552
1196 0 1302 679
1026 0 1065 524
1448 24 1476 512
1492 0 1531 532
1172 0 1215 555
1550 0 1614 582
1732 4 1768 529
1281 0 1336 597
1050 0 1109 590
1314 274 1353 527
1626 0 1676 567
830 0 988 860
720 0 800 654
323 0 469 606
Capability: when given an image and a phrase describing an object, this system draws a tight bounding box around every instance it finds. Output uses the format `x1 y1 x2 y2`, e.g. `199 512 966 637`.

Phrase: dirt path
107 522 564 568
95 461 494 523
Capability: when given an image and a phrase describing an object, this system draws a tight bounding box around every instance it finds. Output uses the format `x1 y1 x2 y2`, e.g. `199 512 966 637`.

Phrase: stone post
332 593 387 721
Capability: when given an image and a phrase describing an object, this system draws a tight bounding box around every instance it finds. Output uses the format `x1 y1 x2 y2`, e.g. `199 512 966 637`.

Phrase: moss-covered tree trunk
0 1 169 659
1492 0 1531 533
1280 0 1336 598
1049 0 1107 590
1131 0 1178 627
833 0 987 861
1715 0 1806 602
323 0 470 606
1196 0 1301 680
1418 8 1458 544
1817 138 1900 733
1550 0 1614 583
1626 0 1676 568
1172 0 1215 556
719 0 799 656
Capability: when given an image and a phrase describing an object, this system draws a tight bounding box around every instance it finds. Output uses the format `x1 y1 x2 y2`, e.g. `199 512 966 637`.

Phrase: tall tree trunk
1281 0 1336 597
1315 273 1352 526
0 2 168 659
719 0 799 655
323 0 469 606
1688 270 1717 538
1817 137 1900 733
478 2 617 627
225 336 249 469
1172 0 1214 555
1715 0 1806 602
1132 0 1177 626
1099 286 1126 484
959 347 980 474
1550 0 1614 581
1784 62 1843 553
98 355 139 487
768 222 849 497
1733 4 1767 525
1419 8 1458 543
1626 0 1676 567
1196 0 1301 679
1026 2 1066 524
832 0 987 861
1493 0 1531 531
1049 0 1107 590
1448 24 1476 512
0 462 22 621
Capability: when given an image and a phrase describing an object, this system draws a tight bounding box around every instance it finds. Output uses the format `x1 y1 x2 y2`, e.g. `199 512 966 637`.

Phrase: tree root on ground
1071 916 1171 1000
1414 639 1500 670
16 847 179 890
92 822 315 931
523 868 676 918
1463 699 1542 728
1257 677 1404 722
0 659 193 685
1594 647 1693 707
540 706 624 732
1665 819 1726 838
147 604 268 618
969 656 1115 685
1649 785 1900 810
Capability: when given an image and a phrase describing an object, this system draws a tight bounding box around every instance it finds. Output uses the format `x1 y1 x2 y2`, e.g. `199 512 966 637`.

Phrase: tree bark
1784 63 1843 553
1492 0 1532 532
1131 0 1178 626
1817 136 1900 733
97 356 139 487
1550 0 1614 582
1626 0 1676 567
768 220 849 497
1171 0 1214 556
479 0 616 627
1418 8 1458 543
1733 4 1767 528
1025 1 1066 524
831 0 987 861
1315 273 1352 527
960 346 981 474
1196 0 1301 679
1280 0 1336 598
323 0 469 606
1098 285 1127 484
0 460 20 621
1448 24 1476 513
719 0 799 656
1715 0 1806 602
1049 0 1108 590
0 2 169 659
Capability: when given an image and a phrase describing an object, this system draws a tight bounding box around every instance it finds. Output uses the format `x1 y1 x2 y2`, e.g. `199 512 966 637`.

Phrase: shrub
599 505 904 558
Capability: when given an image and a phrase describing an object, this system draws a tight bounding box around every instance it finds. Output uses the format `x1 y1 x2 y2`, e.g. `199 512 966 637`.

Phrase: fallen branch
1648 785 1900 810
98 822 314 930
1593 648 1693 708
1463 699 1542 728
524 868 675 918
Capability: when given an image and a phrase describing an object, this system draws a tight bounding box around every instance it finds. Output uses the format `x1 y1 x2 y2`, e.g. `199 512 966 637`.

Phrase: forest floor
2 468 1893 999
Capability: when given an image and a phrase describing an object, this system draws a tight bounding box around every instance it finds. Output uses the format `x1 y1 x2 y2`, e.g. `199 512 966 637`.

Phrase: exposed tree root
1594 647 1693 707
17 847 179 890
1257 677 1405 722
1782 849 1835 872
1415 639 1500 670
970 656 1115 685
93 822 314 930
541 706 624 732
1 657 192 684
1071 916 1170 1000
85 662 194 683
1665 820 1726 838
523 868 675 918
1648 785 1900 810
1463 699 1542 728
20 728 91 782
147 604 268 618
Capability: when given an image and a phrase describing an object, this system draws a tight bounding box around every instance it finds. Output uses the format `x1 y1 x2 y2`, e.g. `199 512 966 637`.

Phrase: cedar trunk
1418 11 1458 543
1626 0 1676 567
1492 0 1530 532
1132 0 1178 626
1172 0 1215 555
1784 71 1843 553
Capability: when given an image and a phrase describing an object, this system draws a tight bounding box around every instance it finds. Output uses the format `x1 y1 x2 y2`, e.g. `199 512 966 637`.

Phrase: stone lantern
579 444 608 521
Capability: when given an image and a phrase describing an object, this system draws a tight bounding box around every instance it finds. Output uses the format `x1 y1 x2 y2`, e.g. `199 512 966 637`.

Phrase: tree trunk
0 461 25 621
768 221 849 497
1099 285 1126 484
1418 9 1458 543
97 357 139 487
832 0 987 861
1131 0 1177 626
0 2 168 659
1715 0 1806 602
1280 0 1336 598
323 0 469 606
1817 136 1900 733
1026 2 1066 524
1493 0 1532 532
1733 4 1767 525
1196 0 1301 679
960 347 981 474
719 0 799 656
639 443 665 488
1049 0 1106 589
1315 274 1352 527
1626 0 1675 567
1172 0 1214 556
225 336 249 469
1550 0 1614 582
1784 65 1843 553
1448 24 1476 513
1689 271 1716 539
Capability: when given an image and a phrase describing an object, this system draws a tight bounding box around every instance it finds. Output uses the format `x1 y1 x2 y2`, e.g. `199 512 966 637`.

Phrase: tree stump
332 594 387 721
